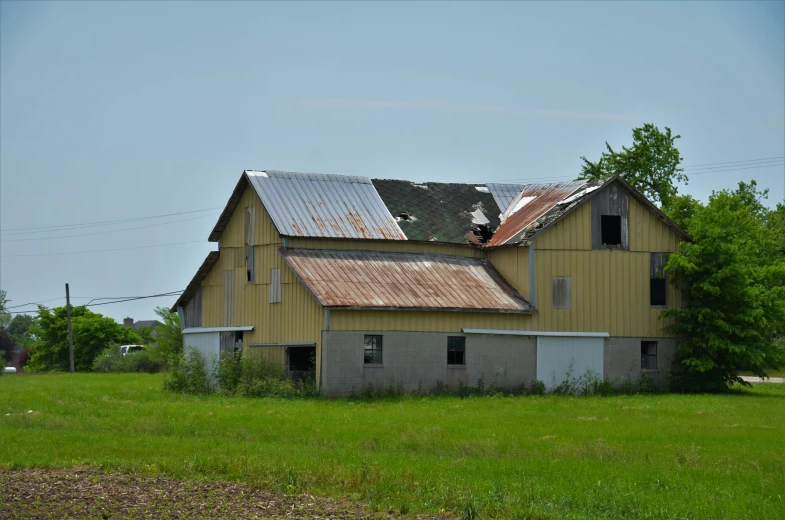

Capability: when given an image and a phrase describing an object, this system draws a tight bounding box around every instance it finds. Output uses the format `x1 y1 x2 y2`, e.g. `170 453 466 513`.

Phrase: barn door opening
287 347 316 382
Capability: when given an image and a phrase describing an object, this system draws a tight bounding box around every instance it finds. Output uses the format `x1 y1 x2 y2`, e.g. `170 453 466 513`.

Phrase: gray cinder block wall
320 331 536 396
319 331 677 396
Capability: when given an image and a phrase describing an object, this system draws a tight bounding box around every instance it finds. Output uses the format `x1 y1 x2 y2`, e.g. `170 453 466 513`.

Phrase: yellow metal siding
534 202 592 251
628 197 683 252
200 184 325 387
486 246 530 299
287 238 485 258
330 310 532 333
529 248 681 337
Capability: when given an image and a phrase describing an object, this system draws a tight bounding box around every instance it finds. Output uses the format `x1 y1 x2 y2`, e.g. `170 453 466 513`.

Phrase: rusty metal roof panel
486 183 525 214
279 248 534 313
245 170 407 240
486 180 589 247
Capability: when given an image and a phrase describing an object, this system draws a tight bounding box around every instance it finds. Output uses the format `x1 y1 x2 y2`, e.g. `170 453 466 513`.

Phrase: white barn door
536 336 604 389
183 331 220 376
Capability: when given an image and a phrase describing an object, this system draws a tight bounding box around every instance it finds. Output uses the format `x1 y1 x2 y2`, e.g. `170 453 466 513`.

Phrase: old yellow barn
171 170 689 395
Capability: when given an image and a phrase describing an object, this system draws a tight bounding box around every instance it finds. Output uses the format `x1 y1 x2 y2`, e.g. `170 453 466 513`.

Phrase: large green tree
8 314 36 350
27 306 144 372
154 306 183 360
579 123 688 206
0 289 10 329
663 181 785 391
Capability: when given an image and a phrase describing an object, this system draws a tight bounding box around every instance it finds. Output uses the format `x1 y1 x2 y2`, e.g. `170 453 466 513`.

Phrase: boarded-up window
270 268 281 303
223 270 235 326
552 276 572 309
650 253 669 306
245 207 255 283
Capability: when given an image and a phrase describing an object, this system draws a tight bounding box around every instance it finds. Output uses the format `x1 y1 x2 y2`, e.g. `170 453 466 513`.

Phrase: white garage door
536 336 604 389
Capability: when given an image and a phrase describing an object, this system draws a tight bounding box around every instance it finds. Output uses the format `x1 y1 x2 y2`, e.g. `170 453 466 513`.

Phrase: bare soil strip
0 468 444 520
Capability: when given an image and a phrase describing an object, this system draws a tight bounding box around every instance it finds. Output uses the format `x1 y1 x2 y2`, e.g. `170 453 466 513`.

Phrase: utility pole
66 283 74 373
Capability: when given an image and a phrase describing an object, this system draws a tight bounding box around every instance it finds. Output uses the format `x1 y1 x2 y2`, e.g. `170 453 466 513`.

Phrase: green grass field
2 374 784 519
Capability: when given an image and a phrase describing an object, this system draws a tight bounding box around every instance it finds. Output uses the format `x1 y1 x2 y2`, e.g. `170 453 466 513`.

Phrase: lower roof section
278 247 534 313
462 329 610 337
182 326 254 334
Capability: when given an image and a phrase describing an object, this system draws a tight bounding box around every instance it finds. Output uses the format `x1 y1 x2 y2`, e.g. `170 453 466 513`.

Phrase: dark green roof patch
372 179 502 244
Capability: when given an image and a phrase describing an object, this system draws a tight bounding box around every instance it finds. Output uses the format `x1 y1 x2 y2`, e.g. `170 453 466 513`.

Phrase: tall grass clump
92 344 167 373
163 350 214 395
218 351 317 398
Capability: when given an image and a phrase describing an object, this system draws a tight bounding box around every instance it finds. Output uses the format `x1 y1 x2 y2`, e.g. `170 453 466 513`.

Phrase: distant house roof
133 320 161 329
372 179 501 244
209 171 406 242
278 248 534 313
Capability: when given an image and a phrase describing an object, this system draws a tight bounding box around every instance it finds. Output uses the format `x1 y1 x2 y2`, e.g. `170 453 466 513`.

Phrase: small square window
447 336 465 365
364 335 383 364
641 341 658 369
601 215 622 246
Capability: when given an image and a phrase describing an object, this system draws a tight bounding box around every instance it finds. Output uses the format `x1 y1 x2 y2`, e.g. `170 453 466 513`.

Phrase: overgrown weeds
91 344 167 374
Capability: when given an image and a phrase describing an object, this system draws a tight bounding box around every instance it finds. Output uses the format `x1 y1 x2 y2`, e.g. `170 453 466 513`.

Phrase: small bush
529 380 546 395
217 351 317 398
92 345 166 373
163 350 214 395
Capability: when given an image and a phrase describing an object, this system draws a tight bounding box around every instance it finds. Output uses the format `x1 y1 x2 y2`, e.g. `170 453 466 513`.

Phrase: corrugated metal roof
247 171 406 240
278 248 534 313
486 180 589 247
486 183 525 214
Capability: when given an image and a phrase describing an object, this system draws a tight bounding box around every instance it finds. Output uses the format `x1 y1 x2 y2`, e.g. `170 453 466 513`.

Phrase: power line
680 156 785 169
5 297 65 309
1 240 207 258
2 212 221 242
5 291 184 314
685 163 784 175
0 206 223 235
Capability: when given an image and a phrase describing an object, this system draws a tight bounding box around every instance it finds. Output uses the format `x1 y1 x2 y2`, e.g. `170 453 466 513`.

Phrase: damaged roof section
278 248 534 313
372 179 501 244
487 179 603 247
486 183 525 214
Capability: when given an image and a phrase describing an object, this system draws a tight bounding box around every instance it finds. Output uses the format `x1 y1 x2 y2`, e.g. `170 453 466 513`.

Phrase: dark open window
650 253 668 306
364 335 383 364
447 336 466 365
641 341 658 369
601 215 622 246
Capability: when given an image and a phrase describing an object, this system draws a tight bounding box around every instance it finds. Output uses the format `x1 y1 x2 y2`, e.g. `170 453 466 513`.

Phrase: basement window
641 341 658 369
447 337 466 365
650 253 668 306
364 335 383 365
601 215 622 246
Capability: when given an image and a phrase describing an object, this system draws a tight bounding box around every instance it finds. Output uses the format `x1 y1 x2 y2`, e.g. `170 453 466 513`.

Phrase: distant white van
119 345 145 355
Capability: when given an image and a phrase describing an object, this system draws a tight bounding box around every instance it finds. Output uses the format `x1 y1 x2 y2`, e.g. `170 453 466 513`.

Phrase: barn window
245 207 255 283
552 276 572 309
641 341 658 369
601 215 622 246
650 253 669 306
447 336 466 365
364 335 383 364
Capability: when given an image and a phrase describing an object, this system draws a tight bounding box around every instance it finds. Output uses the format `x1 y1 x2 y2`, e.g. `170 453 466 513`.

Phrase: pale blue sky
1 1 783 322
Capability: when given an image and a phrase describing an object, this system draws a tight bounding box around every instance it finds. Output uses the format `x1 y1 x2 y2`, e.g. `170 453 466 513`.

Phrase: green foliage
663 181 785 392
8 314 36 350
26 306 144 372
218 351 317 398
0 327 15 364
163 350 214 395
579 123 687 206
0 289 10 329
663 193 702 231
91 345 167 373
153 306 183 359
